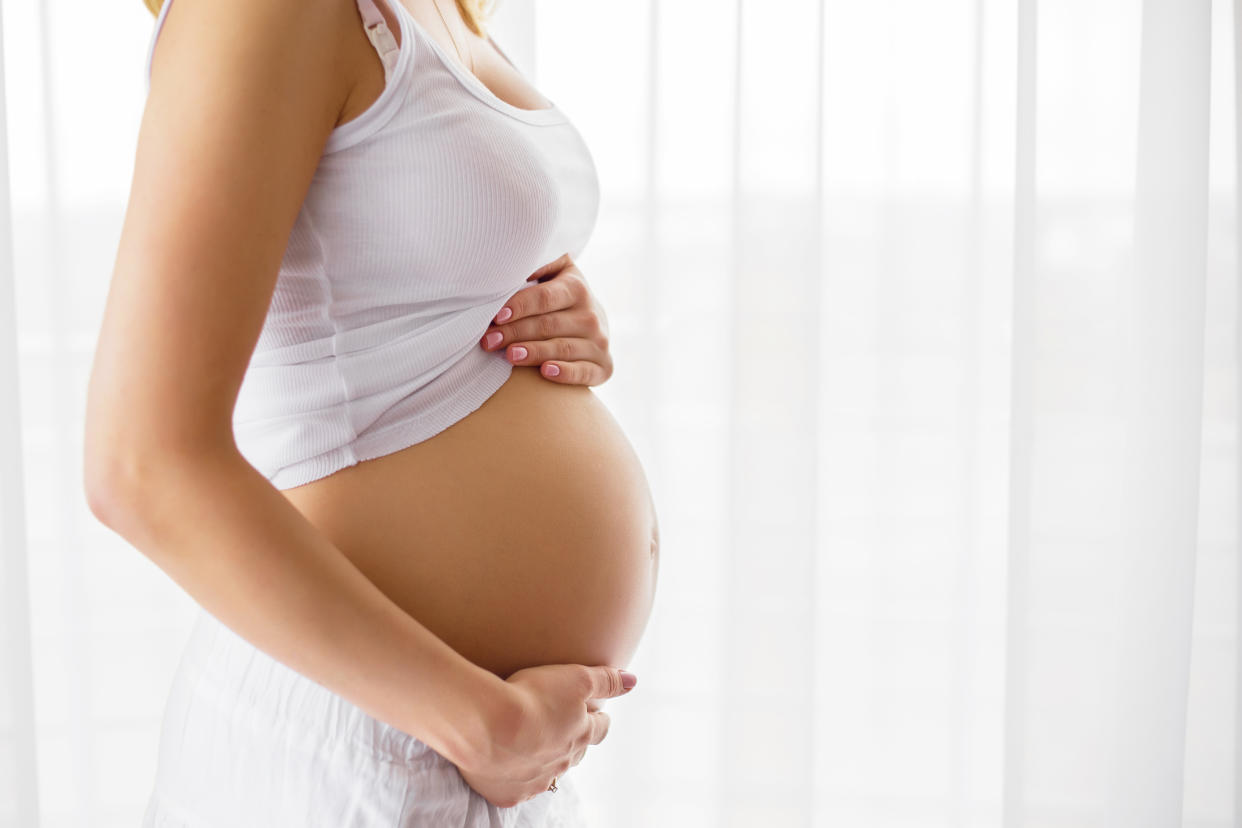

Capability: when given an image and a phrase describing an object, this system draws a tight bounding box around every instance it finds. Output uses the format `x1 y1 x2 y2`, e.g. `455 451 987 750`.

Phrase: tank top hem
266 347 514 491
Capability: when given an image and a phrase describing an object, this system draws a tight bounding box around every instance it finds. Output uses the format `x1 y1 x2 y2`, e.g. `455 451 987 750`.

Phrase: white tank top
143 0 601 489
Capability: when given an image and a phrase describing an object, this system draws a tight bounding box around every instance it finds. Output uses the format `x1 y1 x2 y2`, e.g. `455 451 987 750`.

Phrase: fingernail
543 363 561 377
485 331 503 349
619 670 637 691
494 306 512 323
510 345 528 361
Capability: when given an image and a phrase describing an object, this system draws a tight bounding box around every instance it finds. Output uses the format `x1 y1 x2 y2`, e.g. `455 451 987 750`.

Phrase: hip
143 607 589 827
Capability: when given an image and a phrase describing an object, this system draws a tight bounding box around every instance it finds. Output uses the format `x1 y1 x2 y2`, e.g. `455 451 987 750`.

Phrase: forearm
92 445 510 769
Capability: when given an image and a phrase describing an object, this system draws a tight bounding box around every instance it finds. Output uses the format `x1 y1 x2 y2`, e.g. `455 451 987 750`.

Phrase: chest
298 0 600 306
399 0 554 113
302 109 599 304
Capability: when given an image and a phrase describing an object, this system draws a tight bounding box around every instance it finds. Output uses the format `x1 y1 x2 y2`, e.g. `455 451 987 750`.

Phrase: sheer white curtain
0 0 1237 826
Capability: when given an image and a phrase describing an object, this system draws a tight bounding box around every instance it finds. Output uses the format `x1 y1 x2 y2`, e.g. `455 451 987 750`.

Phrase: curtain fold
715 0 824 822
1003 0 1213 825
0 0 41 823
1236 3 1242 827
0 0 1237 825
1116 0 1210 821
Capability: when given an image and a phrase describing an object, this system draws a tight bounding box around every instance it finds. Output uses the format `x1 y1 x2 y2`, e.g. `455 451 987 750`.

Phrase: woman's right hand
456 663 637 808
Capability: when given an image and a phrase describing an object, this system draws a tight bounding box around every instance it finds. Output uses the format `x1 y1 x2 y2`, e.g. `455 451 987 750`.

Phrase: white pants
142 607 588 827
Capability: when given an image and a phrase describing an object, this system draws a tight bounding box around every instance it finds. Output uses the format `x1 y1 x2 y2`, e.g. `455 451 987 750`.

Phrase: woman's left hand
479 254 613 386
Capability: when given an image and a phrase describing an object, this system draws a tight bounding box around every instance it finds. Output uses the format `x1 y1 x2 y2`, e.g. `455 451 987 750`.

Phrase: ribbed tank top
143 0 601 489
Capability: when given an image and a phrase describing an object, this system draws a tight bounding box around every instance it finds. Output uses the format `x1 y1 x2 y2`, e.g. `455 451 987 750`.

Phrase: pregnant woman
82 0 659 823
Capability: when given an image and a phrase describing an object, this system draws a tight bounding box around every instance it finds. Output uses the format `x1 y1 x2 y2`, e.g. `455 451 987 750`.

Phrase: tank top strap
355 0 402 80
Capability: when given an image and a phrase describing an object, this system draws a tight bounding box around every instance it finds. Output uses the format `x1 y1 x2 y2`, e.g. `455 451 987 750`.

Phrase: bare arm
84 0 511 768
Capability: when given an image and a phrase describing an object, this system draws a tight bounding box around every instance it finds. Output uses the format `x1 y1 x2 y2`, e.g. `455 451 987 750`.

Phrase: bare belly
279 364 660 679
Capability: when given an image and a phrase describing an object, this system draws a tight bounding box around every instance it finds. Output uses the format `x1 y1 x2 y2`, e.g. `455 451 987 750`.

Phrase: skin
85 0 651 809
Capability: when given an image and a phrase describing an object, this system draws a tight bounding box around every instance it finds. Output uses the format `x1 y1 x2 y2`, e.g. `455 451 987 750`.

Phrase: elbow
83 407 239 538
84 407 128 526
83 427 119 525
83 461 118 527
83 426 186 535
84 443 201 549
84 432 239 542
84 406 176 529
83 446 154 532
83 415 141 527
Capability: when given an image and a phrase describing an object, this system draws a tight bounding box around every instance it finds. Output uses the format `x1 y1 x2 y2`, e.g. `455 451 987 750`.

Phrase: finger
504 337 605 367
581 665 635 701
540 359 610 387
493 271 585 325
586 710 612 746
483 309 597 351
528 262 584 288
527 252 574 281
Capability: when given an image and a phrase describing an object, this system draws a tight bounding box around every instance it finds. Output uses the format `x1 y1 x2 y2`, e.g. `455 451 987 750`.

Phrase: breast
304 101 601 313
278 365 660 679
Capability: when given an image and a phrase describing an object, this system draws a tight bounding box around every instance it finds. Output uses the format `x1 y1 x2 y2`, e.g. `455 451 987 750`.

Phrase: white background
0 0 1239 826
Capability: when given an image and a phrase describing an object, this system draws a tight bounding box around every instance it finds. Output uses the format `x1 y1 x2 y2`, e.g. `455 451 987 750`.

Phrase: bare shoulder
148 0 360 128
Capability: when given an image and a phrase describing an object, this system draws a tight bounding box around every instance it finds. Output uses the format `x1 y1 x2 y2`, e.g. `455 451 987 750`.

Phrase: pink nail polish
495 306 512 323
544 363 561 377
485 331 503 349
510 345 528 360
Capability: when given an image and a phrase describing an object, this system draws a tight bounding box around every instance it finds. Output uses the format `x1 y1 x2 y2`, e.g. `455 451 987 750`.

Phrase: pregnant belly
279 364 660 680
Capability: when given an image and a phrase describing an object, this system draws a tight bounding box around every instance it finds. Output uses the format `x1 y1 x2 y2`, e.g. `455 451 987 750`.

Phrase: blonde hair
141 0 495 37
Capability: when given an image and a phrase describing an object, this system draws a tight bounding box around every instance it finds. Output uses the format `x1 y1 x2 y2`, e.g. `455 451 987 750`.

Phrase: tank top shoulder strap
144 0 176 94
355 0 403 81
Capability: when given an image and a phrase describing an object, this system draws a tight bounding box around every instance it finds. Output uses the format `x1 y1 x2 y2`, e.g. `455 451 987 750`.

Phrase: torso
286 1 659 681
